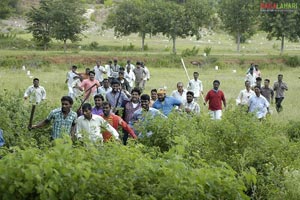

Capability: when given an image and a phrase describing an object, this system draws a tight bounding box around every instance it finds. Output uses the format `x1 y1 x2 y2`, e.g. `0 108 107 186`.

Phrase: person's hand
185 108 191 113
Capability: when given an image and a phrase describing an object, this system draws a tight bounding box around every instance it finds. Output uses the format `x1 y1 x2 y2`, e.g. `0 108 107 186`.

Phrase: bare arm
31 119 50 129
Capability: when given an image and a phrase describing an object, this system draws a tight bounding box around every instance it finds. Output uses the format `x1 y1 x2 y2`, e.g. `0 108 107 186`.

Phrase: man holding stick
30 96 77 140
76 71 100 102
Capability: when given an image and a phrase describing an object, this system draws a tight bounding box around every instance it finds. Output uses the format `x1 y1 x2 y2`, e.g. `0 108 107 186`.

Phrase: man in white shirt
24 78 46 104
141 62 150 90
124 64 136 92
248 86 270 119
76 103 119 142
125 59 135 71
94 60 106 84
245 67 257 88
187 72 203 101
95 78 112 97
65 65 78 98
236 80 255 106
171 82 187 103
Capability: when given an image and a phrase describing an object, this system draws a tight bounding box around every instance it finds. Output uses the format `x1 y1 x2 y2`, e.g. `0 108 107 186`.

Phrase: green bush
283 56 300 67
181 46 199 57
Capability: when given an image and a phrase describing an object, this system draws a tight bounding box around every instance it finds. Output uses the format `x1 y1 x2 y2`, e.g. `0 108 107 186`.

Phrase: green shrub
286 121 300 142
181 46 199 57
283 56 300 67
203 46 212 57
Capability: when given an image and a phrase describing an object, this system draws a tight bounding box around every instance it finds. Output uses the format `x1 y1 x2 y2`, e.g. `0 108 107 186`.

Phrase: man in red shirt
101 101 137 143
204 80 226 120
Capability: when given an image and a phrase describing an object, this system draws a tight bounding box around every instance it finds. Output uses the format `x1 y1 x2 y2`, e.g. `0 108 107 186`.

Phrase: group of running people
22 61 288 144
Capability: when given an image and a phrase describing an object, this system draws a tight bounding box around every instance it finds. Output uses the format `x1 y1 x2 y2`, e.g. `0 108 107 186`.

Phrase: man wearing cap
152 88 183 116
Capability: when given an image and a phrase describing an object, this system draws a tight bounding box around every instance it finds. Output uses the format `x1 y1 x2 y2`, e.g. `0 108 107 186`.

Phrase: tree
219 0 259 52
26 0 87 52
26 0 53 50
158 1 189 54
184 0 214 39
0 0 18 19
105 0 142 48
105 0 161 51
260 8 298 54
50 0 87 52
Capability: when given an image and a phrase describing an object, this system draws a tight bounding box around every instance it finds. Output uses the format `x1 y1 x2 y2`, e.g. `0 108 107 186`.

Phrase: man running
273 74 288 113
24 78 46 104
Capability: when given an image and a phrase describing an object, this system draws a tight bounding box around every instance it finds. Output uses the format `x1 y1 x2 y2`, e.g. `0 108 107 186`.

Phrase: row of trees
23 0 300 54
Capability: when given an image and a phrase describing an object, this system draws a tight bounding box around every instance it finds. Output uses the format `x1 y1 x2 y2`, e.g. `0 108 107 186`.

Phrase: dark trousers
275 97 284 112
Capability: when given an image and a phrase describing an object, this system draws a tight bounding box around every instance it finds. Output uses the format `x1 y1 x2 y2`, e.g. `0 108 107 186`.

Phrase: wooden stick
28 105 36 131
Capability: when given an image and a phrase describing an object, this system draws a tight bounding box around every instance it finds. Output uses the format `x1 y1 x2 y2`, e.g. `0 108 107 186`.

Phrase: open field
0 60 299 123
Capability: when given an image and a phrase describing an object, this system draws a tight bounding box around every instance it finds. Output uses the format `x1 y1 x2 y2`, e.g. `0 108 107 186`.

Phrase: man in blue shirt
152 88 183 116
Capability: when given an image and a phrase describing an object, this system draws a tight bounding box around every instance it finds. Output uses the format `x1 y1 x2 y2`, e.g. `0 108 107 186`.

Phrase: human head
103 78 110 88
119 67 125 72
102 101 111 117
157 88 166 102
85 68 90 74
108 60 113 65
136 61 141 68
249 67 254 74
140 94 150 111
213 80 220 90
127 60 131 64
151 89 157 100
96 60 101 66
245 80 251 90
186 91 194 103
264 79 270 88
278 74 283 82
71 65 77 72
61 96 73 113
256 77 262 86
131 87 141 103
82 103 92 120
88 71 95 81
176 82 184 92
113 58 118 65
254 85 261 96
94 94 104 108
126 64 131 71
33 78 39 87
111 79 120 93
118 71 124 79
193 72 199 80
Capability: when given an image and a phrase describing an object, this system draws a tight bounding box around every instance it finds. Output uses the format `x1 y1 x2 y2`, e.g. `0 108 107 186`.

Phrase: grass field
1 29 300 123
1 61 299 123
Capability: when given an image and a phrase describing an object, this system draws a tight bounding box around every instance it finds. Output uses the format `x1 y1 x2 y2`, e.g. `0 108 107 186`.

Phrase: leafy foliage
218 0 259 52
26 0 88 51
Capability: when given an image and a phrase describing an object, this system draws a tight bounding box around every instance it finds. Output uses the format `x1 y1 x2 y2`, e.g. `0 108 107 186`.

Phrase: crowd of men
21 61 288 145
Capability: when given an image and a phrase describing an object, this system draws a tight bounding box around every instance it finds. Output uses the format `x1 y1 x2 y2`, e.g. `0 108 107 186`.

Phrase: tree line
2 0 300 54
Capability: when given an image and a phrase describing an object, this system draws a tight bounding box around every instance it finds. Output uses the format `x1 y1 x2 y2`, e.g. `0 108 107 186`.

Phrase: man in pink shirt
204 80 226 120
77 71 100 101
